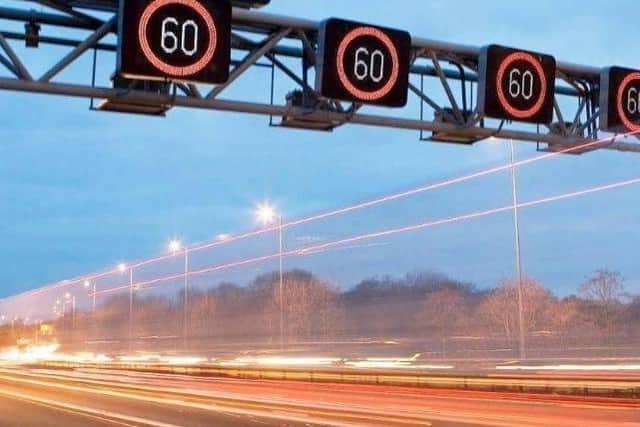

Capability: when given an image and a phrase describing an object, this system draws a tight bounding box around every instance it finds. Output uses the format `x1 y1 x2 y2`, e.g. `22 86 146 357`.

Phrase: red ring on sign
496 52 547 119
616 72 640 132
138 0 217 77
336 27 400 101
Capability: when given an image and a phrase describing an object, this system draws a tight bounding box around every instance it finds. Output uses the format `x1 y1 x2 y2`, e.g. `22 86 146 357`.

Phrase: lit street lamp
168 239 182 254
256 202 285 350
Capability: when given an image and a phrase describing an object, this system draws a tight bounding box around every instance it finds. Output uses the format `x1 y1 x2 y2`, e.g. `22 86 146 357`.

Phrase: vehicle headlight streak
6 130 639 301
94 175 640 296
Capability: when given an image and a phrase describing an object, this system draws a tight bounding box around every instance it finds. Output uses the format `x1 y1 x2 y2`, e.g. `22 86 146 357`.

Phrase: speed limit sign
117 0 231 83
600 67 640 133
316 18 411 107
478 44 556 124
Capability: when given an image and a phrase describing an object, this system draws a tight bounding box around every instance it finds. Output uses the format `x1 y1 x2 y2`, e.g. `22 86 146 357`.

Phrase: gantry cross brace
0 0 639 153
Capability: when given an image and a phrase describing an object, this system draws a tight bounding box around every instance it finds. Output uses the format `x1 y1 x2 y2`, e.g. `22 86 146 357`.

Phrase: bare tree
188 290 217 347
418 287 468 356
579 269 626 345
546 297 581 349
579 269 625 304
479 277 552 346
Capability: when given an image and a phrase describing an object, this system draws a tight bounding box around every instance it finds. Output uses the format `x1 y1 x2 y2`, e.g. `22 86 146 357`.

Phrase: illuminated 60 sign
478 45 556 124
316 18 411 107
118 0 230 84
600 67 640 133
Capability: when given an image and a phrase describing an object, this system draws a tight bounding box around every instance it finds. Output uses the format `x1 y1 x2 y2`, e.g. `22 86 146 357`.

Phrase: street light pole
128 267 134 353
255 203 286 350
183 247 189 352
509 140 526 360
61 300 66 338
278 215 284 350
72 296 76 330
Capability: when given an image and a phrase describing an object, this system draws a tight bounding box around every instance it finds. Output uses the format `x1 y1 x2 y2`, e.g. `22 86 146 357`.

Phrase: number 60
627 86 640 115
353 47 385 83
161 17 199 57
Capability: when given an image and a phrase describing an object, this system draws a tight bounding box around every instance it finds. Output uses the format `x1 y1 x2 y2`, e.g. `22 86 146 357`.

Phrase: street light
119 262 134 352
255 202 285 350
168 239 189 351
84 280 97 312
255 202 277 225
168 239 182 254
62 293 76 337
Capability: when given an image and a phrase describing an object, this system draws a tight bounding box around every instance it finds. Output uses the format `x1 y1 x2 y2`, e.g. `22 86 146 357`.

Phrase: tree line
1 268 638 358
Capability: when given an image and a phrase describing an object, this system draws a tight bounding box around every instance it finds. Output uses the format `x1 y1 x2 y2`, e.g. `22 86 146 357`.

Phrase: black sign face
316 18 411 107
600 67 640 133
478 45 556 124
118 0 230 84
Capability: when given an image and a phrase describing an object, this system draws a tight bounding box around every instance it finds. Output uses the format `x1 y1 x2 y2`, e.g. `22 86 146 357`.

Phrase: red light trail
10 130 640 300
94 175 640 297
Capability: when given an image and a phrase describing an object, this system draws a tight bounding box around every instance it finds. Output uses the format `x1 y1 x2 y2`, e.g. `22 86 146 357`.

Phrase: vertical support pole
129 268 134 353
269 56 276 127
183 248 189 352
419 73 425 141
92 282 97 350
92 283 97 312
62 300 66 343
90 47 97 110
278 216 284 350
510 140 526 360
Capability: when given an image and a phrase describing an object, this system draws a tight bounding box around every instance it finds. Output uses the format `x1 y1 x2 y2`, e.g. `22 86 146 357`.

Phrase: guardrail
33 361 640 399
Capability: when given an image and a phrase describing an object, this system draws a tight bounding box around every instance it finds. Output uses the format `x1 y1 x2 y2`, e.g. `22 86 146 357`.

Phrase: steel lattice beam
0 1 637 153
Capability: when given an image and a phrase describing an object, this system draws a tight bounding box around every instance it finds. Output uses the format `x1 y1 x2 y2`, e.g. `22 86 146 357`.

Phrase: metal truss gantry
0 0 639 153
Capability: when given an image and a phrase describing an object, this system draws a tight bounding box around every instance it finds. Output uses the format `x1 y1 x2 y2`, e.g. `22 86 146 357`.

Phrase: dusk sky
1 0 639 301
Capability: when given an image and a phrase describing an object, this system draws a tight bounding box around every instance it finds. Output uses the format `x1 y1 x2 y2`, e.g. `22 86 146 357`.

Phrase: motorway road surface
0 367 637 427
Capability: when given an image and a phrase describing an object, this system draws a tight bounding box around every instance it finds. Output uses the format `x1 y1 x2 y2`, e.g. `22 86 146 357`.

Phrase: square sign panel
316 18 412 107
478 44 556 124
118 0 231 84
600 67 640 134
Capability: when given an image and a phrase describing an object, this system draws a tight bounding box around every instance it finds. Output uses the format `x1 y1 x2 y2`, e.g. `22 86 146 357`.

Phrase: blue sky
0 0 639 299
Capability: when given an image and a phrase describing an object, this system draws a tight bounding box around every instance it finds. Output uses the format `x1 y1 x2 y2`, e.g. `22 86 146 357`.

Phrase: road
0 367 637 427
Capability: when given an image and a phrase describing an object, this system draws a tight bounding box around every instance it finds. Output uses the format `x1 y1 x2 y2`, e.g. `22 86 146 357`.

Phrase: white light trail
94 175 640 296
6 130 639 300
